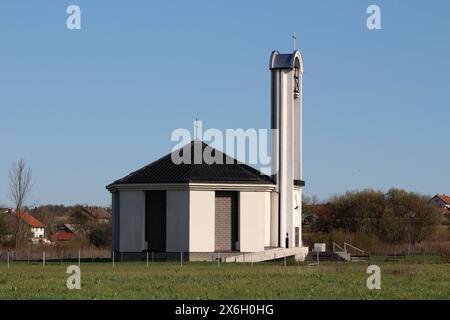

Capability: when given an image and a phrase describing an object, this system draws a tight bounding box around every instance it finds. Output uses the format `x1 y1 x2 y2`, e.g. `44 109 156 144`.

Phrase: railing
332 242 345 253
344 242 365 255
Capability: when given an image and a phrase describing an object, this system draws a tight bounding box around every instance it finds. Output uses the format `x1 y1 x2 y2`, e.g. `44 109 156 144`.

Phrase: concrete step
224 247 309 263
335 251 352 262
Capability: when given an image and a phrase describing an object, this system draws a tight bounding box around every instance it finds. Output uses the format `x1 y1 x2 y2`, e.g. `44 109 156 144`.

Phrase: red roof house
431 194 450 208
437 194 450 204
16 212 46 240
17 211 46 228
50 230 75 242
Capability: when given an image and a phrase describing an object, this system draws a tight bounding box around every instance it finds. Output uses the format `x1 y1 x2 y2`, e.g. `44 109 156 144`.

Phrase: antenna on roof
292 32 297 51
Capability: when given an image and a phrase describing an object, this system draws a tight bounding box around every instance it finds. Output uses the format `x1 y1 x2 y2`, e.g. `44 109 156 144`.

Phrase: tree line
305 188 443 244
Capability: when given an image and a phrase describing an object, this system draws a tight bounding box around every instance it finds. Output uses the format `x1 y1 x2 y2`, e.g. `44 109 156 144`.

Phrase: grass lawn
0 260 449 299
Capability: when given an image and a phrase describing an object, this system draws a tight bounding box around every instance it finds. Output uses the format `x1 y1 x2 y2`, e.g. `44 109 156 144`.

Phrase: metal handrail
344 242 365 255
333 242 345 252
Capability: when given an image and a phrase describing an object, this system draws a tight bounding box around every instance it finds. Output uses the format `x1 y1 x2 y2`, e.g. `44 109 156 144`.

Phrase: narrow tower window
294 64 300 99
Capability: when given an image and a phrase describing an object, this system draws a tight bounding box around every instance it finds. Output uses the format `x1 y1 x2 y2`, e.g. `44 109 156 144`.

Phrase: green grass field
0 260 449 300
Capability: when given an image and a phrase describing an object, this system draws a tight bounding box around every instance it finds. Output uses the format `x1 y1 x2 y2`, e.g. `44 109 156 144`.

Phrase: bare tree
8 159 33 248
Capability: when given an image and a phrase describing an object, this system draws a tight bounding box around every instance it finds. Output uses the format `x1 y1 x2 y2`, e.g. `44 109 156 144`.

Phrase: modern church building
106 49 308 261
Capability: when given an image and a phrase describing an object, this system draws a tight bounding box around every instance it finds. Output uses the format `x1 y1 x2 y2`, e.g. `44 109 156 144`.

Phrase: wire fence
0 247 448 266
0 247 111 264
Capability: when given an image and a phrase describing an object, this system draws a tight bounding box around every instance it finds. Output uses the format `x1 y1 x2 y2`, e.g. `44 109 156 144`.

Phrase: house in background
302 211 316 226
71 206 111 225
50 224 75 242
63 223 79 233
17 211 49 244
431 194 450 213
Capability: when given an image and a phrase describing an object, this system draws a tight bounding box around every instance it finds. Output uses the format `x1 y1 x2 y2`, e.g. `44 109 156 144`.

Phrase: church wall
264 191 271 247
113 186 277 257
270 192 279 247
166 191 190 252
189 190 215 252
112 192 119 252
239 191 266 252
293 188 302 247
119 191 145 252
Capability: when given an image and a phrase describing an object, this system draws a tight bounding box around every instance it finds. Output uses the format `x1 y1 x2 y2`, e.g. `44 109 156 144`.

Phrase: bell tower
270 49 304 248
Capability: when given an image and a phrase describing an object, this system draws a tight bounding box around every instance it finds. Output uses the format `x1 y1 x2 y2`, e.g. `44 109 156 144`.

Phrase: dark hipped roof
108 140 274 187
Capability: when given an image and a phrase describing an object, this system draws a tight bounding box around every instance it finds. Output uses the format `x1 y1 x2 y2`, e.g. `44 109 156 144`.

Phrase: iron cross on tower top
292 32 297 50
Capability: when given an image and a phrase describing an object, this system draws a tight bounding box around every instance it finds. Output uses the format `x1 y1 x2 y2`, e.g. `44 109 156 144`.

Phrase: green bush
323 188 441 245
88 224 111 247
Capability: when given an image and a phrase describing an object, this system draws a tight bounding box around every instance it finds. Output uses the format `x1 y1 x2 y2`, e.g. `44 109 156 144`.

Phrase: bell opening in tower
294 58 301 99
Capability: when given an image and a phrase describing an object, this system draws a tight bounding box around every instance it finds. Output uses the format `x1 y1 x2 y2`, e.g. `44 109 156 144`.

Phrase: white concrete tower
270 50 304 248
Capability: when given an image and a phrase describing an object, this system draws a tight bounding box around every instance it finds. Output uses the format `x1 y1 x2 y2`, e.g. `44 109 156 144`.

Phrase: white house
106 49 308 261
17 212 46 240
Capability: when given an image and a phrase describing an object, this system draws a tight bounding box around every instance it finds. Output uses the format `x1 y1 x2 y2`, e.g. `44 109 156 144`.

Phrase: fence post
180 251 183 267
43 251 45 267
78 250 81 267
27 248 30 264
146 252 149 268
91 247 94 263
217 253 220 268
112 251 115 268
7 250 10 268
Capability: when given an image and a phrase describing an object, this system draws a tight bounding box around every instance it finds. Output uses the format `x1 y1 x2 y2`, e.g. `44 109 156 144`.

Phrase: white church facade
106 49 308 261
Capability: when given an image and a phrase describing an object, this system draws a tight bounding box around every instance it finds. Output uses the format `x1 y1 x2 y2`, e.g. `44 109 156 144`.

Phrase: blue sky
0 0 449 206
